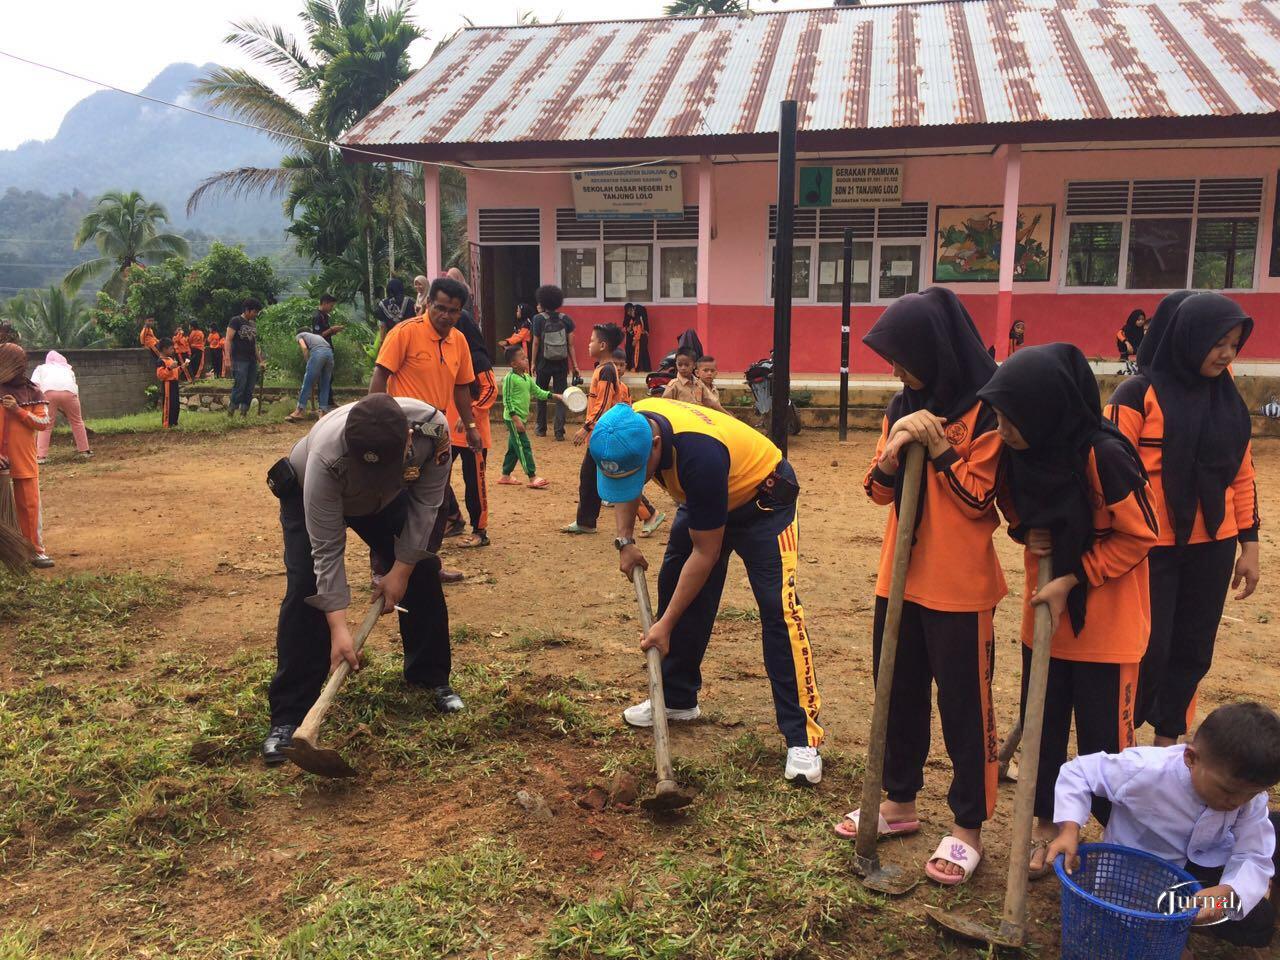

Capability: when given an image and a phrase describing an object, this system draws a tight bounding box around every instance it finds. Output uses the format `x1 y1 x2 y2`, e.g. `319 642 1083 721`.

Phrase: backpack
541 312 569 361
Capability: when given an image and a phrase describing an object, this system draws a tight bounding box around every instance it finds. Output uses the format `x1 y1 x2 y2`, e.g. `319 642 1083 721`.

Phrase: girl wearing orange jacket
0 342 53 567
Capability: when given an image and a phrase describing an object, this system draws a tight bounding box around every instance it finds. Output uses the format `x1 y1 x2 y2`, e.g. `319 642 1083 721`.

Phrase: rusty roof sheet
343 0 1280 149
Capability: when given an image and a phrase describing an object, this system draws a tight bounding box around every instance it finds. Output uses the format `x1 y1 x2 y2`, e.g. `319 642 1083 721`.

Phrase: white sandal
924 836 981 886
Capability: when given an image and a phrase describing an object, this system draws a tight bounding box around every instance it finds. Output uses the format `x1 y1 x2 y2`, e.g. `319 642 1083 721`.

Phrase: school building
342 0 1280 373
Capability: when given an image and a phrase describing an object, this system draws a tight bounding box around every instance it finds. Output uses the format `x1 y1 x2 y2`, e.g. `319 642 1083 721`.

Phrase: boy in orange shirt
205 329 224 378
978 343 1158 878
155 339 186 429
0 342 53 567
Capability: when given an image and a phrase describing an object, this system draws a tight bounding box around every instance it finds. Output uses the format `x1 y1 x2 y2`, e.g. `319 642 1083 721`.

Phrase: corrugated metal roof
343 0 1280 150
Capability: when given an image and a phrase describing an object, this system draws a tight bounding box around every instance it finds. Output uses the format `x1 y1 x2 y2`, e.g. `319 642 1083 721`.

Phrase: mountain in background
0 62 287 237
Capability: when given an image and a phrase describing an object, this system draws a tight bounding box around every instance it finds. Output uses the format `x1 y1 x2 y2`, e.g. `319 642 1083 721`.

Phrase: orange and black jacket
206 332 223 352
188 329 205 351
156 357 181 383
1106 377 1258 547
864 402 1007 612
584 360 623 433
998 448 1159 664
172 331 189 355
140 327 158 352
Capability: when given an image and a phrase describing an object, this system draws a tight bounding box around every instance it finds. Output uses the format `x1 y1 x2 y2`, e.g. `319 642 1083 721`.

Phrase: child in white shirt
1048 702 1280 950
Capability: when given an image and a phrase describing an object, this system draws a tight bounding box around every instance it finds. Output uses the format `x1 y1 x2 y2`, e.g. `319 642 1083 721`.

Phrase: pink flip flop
923 836 981 886
528 477 549 489
833 808 921 841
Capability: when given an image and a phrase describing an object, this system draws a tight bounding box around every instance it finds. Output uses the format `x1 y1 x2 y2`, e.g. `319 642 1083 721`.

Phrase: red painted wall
561 294 1276 374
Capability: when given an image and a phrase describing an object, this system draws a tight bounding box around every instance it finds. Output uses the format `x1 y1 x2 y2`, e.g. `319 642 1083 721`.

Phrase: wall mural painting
933 205 1055 283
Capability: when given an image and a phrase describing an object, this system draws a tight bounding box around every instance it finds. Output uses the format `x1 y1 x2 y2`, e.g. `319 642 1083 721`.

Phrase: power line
0 49 676 177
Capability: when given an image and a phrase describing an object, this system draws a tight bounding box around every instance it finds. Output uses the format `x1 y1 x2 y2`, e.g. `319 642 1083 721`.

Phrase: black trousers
872 598 998 830
576 449 603 527
1185 811 1279 949
269 489 451 727
1138 537 1236 738
1020 646 1137 821
657 462 823 748
453 445 488 533
535 359 568 437
209 351 223 377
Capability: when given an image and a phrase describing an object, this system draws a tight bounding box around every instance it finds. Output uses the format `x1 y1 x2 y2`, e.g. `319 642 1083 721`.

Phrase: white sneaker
784 746 822 785
622 699 701 728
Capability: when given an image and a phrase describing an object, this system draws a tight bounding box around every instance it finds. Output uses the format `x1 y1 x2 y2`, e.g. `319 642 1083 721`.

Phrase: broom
0 471 31 573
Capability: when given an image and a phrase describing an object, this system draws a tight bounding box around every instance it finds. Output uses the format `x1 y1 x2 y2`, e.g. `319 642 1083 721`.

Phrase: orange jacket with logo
999 447 1159 664
1105 377 1258 547
206 332 223 351
864 402 1007 612
188 329 205 351
172 331 189 355
585 360 624 432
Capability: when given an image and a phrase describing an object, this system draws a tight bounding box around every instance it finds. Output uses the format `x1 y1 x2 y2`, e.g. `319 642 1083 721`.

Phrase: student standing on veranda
530 284 579 440
31 351 92 463
223 298 264 417
589 398 824 784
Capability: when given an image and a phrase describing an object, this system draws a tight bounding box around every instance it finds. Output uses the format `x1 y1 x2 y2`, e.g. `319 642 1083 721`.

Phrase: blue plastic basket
1056 843 1200 960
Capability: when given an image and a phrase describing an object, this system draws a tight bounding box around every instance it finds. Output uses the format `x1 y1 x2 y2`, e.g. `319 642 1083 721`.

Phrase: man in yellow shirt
590 398 824 783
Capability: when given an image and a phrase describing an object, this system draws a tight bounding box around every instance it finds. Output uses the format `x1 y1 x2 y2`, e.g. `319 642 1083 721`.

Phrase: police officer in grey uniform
262 393 461 763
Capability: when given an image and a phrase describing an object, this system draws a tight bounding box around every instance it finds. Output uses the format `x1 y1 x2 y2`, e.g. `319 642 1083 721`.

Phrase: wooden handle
1000 550 1055 934
293 598 384 743
856 443 926 862
633 568 676 786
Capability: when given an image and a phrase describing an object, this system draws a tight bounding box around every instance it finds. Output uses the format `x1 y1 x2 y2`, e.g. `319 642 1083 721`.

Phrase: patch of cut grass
716 606 760 623
224 839 541 958
514 629 578 650
0 570 173 673
53 404 292 438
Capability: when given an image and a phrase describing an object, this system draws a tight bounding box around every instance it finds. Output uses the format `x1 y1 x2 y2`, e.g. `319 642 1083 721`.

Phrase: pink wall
463 144 1280 372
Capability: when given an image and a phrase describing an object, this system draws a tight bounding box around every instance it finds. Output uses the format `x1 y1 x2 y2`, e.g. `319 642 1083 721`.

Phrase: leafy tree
180 243 280 332
64 191 190 297
257 296 372 387
125 258 187 335
4 286 104 349
664 0 744 13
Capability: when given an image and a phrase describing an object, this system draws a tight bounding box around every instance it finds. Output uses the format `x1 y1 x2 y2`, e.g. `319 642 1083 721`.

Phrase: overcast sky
0 0 838 151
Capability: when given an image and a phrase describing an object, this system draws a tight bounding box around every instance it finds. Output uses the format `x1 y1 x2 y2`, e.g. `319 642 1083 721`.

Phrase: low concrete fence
24 348 155 418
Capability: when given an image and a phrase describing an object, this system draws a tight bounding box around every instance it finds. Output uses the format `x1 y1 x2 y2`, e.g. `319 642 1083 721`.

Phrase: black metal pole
839 226 853 441
771 100 797 455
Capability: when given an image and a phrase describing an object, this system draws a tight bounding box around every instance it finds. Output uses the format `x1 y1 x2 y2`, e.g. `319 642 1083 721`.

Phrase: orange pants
11 476 43 553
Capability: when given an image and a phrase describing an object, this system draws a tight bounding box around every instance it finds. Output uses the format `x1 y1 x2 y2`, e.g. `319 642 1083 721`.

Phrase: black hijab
1122 310 1146 350
1145 292 1253 546
864 287 997 524
1135 290 1193 372
977 344 1146 635
864 287 997 423
1008 321 1025 349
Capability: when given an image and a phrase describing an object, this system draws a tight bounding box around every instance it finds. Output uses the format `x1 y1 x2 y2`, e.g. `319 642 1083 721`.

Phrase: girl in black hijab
977 343 1157 877
1104 292 1258 747
1007 319 1026 355
1134 290 1194 372
1116 309 1146 368
837 288 1004 886
625 303 651 372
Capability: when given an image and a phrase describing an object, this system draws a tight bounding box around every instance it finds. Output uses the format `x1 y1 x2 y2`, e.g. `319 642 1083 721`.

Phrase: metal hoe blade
639 781 696 813
924 907 1026 949
853 853 920 896
281 738 358 779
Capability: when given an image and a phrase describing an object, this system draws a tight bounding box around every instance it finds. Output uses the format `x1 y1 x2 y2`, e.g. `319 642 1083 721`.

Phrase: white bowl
562 386 588 414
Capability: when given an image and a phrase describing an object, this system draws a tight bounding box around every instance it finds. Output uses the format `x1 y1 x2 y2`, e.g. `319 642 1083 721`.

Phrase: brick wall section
24 348 155 419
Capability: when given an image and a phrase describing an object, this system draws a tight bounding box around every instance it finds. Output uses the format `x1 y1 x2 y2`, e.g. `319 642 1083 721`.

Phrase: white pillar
995 144 1022 360
696 156 714 347
424 164 442 277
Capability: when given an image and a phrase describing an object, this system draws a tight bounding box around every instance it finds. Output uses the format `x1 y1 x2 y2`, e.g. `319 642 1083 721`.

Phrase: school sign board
571 166 684 220
799 164 902 207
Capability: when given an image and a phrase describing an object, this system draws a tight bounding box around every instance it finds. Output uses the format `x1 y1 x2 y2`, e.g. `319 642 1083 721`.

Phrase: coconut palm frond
139 234 191 262
191 68 311 144
225 18 317 87
187 166 295 214
62 257 115 294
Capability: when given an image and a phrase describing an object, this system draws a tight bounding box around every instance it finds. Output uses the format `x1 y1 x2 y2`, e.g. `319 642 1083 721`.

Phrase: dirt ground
3 423 1278 958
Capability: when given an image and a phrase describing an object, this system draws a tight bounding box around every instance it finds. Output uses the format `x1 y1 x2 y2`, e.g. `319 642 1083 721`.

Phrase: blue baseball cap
590 404 655 504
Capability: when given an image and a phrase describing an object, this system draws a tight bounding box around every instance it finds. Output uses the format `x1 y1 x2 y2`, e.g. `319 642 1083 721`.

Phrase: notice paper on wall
610 262 627 285
605 283 627 299
890 260 913 276
853 261 870 283
668 279 683 298
818 261 844 285
580 266 595 288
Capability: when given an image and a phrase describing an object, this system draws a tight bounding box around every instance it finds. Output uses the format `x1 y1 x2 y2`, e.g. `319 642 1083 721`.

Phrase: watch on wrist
614 537 636 551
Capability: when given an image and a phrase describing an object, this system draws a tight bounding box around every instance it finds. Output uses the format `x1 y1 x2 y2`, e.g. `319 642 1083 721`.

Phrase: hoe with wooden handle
282 598 384 778
852 443 925 896
632 568 695 813
926 549 1055 947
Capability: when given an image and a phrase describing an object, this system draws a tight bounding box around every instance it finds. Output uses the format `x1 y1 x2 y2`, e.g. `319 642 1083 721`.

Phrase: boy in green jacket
498 345 562 489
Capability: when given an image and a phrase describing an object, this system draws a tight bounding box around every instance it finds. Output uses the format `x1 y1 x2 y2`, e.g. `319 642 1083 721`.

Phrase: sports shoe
78 450 94 460
622 699 701 728
641 511 668 537
262 724 297 765
432 685 465 713
32 554 54 569
784 746 823 785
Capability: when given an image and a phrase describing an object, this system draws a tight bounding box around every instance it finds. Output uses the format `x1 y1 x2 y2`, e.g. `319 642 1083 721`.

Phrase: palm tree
6 287 105 349
64 192 190 298
190 1 424 318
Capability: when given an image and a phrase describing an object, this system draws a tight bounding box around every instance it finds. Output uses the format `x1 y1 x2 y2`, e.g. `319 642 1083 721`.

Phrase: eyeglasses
429 302 463 318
